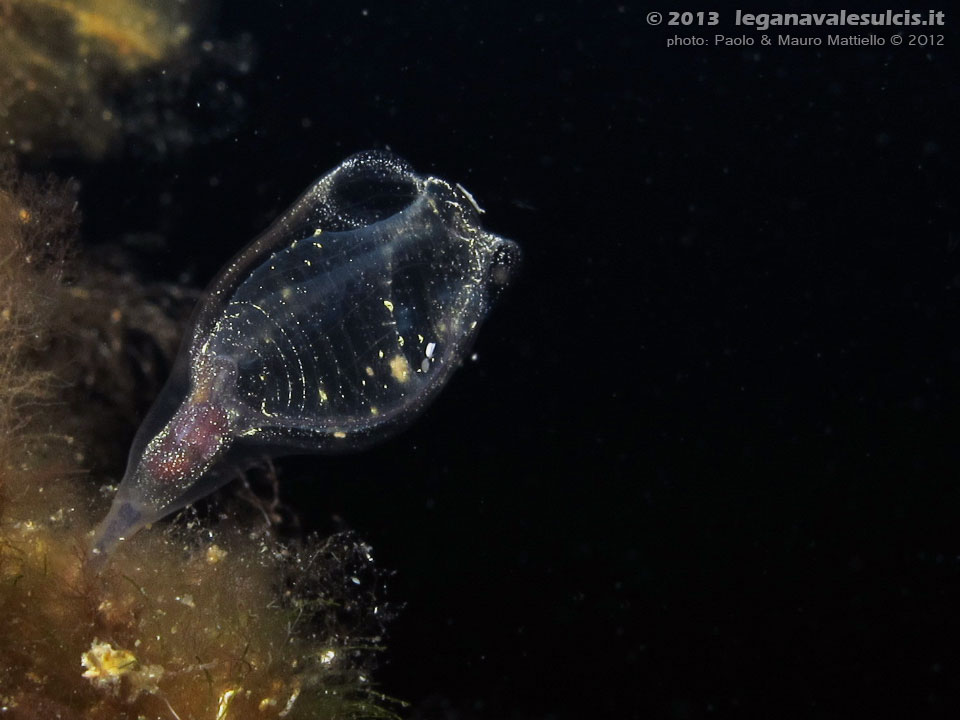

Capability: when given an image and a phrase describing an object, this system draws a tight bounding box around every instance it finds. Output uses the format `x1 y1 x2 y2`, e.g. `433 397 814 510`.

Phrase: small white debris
456 183 485 213
279 687 301 717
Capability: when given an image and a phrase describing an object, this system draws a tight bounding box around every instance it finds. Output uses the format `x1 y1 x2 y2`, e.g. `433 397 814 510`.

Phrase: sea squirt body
89 150 520 566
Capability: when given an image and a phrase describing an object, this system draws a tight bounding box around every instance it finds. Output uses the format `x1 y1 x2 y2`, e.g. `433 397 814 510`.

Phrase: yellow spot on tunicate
383 299 394 312
389 355 411 383
318 386 328 402
398 335 405 347
206 544 228 564
333 431 347 439
259 697 278 711
418 333 425 343
370 407 379 416
365 366 374 377
190 382 212 403
304 259 312 267
217 688 239 720
18 208 30 223
378 349 384 358
313 229 323 237
281 287 293 300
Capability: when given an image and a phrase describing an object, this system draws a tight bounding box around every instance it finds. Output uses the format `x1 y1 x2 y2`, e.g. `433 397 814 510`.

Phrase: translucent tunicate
89 150 520 567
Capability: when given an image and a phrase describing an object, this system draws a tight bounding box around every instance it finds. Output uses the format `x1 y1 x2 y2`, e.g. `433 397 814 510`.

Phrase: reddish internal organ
141 401 231 485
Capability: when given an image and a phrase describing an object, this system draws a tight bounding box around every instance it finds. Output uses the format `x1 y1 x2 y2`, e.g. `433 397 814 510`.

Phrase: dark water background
45 1 959 717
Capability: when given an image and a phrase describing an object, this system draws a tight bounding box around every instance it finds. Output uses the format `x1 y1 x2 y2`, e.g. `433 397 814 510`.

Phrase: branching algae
91 150 520 566
0 158 413 719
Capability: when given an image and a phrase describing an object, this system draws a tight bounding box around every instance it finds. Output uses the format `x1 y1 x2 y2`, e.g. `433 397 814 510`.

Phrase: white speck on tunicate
456 183 485 214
